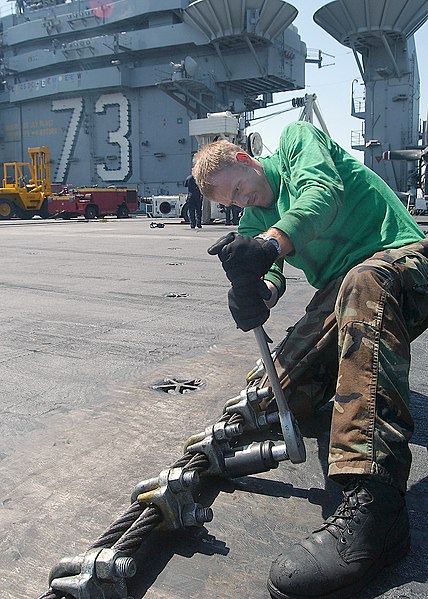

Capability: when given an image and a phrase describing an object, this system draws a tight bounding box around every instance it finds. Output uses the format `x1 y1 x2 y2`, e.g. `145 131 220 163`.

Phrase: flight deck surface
0 217 426 599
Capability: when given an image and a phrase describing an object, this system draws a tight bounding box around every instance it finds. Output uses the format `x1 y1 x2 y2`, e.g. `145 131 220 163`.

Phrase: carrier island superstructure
0 0 427 202
0 0 306 199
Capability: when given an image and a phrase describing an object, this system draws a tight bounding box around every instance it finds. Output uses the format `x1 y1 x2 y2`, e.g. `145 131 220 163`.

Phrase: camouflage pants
271 239 428 493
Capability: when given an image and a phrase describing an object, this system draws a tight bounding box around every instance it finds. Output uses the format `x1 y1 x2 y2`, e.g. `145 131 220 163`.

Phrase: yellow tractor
0 146 52 220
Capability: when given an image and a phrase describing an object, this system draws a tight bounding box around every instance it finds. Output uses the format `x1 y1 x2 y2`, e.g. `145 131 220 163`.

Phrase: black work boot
267 477 410 599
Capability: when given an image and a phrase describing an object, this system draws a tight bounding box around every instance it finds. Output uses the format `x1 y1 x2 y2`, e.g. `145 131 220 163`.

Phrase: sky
0 0 427 160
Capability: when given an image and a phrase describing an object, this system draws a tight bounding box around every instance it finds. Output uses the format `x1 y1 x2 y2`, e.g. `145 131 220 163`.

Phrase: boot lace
315 481 372 543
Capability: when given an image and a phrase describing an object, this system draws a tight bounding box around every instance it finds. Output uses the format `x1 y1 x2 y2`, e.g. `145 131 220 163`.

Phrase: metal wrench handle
254 326 306 464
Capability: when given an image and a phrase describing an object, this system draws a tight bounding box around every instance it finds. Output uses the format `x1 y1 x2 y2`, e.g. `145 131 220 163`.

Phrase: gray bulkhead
0 0 307 197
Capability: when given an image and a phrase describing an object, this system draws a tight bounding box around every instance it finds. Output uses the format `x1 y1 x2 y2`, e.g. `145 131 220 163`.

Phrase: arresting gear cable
37 325 306 599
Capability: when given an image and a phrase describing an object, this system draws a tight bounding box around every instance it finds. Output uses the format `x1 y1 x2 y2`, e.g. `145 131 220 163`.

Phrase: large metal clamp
131 467 213 529
49 547 136 599
223 385 279 431
253 326 306 464
184 421 291 479
182 419 244 476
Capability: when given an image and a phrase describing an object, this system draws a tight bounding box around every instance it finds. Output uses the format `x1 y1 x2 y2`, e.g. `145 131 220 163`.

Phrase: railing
351 130 365 148
352 96 366 116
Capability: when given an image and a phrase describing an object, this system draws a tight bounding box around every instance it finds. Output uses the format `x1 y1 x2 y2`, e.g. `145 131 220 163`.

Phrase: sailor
224 203 242 226
184 173 203 229
192 120 428 599
16 0 25 15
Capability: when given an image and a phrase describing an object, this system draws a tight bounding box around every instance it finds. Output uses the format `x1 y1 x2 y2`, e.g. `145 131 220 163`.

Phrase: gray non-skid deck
0 217 426 599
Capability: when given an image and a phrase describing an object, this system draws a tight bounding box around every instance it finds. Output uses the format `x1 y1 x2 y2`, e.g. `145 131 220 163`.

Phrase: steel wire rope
172 450 210 471
111 504 162 555
37 409 244 599
90 500 149 549
37 504 162 599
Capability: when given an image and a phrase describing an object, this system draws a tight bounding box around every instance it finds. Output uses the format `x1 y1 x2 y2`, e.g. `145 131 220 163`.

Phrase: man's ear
235 151 251 165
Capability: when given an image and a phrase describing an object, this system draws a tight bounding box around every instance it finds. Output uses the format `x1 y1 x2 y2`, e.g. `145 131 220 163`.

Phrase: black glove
208 233 278 331
228 277 272 331
207 232 278 283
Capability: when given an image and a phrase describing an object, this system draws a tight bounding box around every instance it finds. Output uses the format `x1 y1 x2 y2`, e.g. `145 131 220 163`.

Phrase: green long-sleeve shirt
238 121 424 294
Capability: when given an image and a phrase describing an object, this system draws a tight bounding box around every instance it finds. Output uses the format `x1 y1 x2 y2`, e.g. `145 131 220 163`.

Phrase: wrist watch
256 235 281 256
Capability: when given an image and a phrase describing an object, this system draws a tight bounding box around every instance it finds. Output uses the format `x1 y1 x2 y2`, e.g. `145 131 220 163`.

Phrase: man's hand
227 279 272 331
207 232 278 280
207 233 278 331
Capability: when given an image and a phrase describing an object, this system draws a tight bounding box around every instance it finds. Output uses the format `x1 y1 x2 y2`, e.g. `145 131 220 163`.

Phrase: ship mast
314 0 428 195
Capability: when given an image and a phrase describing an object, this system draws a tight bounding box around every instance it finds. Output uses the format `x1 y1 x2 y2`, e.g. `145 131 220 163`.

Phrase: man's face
207 153 274 209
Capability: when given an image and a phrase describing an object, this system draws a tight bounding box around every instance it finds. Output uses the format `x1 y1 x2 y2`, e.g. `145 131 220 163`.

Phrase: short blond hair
192 140 243 199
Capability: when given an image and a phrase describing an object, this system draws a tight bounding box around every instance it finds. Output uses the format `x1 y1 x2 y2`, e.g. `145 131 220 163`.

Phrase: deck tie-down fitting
152 377 204 394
